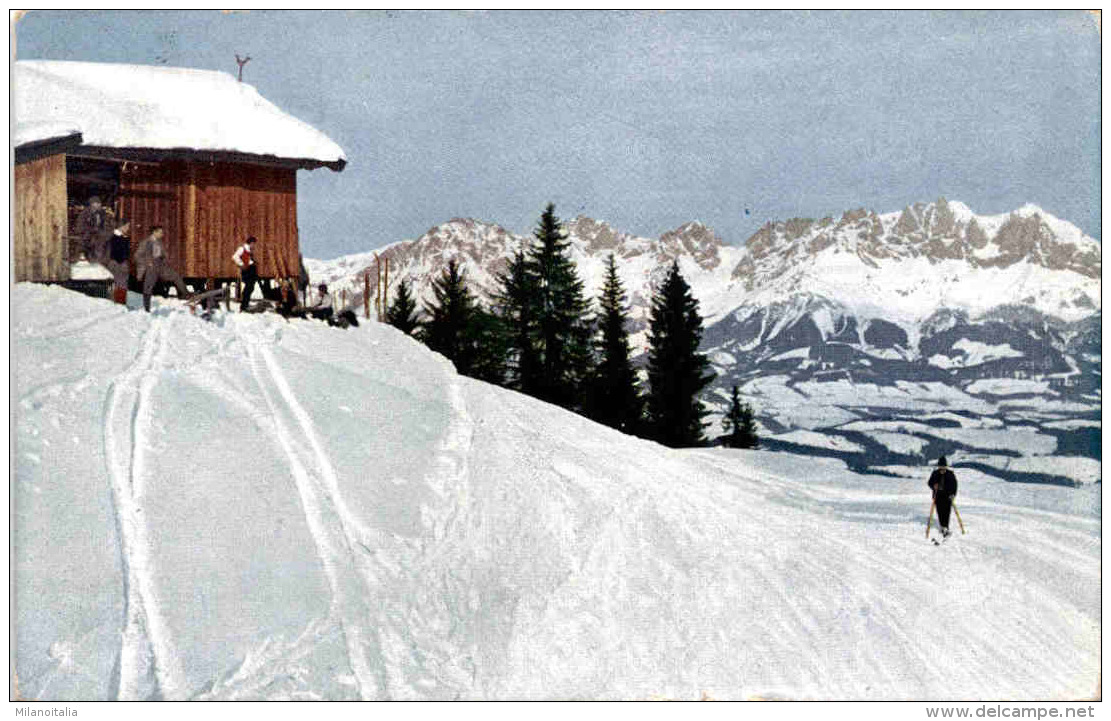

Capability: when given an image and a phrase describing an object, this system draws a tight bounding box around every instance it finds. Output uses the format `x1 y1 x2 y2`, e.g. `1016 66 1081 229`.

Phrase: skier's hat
247 236 258 244
937 456 948 468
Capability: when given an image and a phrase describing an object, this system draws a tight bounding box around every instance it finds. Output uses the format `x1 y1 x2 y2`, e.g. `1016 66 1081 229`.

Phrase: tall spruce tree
385 278 421 335
722 385 759 449
526 203 594 411
645 260 715 447
420 258 478 376
467 303 509 386
588 253 642 433
494 248 542 393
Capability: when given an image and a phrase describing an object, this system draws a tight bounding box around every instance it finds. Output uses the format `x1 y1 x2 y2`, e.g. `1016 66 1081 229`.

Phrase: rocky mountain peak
565 216 633 256
658 221 724 271
736 198 1100 282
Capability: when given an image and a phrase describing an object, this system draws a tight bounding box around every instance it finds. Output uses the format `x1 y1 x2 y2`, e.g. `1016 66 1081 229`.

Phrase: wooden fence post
383 257 389 322
365 270 371 319
375 253 382 322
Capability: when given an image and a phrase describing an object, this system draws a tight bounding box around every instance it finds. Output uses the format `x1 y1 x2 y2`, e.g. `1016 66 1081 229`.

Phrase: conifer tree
722 385 759 449
467 303 509 386
588 253 642 433
494 248 542 393
527 203 594 410
385 278 421 335
420 258 478 376
645 260 715 448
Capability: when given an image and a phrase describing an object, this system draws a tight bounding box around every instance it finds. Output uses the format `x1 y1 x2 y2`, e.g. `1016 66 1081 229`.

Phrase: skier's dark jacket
927 468 958 498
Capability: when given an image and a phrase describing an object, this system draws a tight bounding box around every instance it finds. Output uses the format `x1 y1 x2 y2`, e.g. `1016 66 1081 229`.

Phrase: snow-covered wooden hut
12 60 346 287
13 123 84 282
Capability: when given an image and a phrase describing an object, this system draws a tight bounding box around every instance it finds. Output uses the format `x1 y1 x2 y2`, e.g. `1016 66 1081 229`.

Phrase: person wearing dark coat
76 195 112 262
298 254 310 301
927 456 959 538
105 220 132 305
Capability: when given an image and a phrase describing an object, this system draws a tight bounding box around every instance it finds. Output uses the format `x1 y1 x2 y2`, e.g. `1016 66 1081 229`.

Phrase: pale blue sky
14 10 1101 259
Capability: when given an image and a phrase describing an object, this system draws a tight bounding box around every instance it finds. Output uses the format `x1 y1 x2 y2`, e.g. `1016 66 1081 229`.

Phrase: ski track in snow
13 286 1098 700
101 315 187 700
237 322 387 699
22 307 123 342
373 377 478 700
685 452 1098 699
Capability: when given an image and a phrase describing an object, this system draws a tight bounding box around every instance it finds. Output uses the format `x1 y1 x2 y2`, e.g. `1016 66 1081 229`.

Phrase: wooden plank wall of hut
13 153 69 282
194 163 299 280
119 160 299 281
118 160 188 275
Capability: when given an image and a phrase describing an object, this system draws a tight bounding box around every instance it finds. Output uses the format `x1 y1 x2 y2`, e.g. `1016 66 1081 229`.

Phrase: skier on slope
927 456 959 539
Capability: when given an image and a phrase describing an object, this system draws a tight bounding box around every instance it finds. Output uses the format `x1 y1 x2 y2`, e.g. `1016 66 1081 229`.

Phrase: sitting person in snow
307 283 334 321
327 308 359 329
275 278 306 319
927 455 959 539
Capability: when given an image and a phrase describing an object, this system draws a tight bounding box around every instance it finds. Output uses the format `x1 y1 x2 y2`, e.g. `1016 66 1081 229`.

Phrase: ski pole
952 501 966 535
926 492 936 539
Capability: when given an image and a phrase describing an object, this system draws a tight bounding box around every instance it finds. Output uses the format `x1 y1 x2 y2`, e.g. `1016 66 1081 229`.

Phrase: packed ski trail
101 315 186 699
237 323 385 699
11 285 1101 700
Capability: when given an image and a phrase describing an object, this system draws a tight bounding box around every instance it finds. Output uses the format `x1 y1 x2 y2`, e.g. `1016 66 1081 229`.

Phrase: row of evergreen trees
385 203 758 449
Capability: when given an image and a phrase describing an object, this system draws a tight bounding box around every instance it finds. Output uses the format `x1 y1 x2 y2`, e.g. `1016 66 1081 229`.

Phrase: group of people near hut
75 195 336 320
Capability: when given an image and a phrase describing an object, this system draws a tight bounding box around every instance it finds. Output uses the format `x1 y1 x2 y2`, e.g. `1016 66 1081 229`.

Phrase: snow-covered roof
12 60 346 171
13 121 82 149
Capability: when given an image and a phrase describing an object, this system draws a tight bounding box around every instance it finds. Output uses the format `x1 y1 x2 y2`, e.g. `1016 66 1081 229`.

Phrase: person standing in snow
298 254 310 303
75 195 112 262
232 236 260 312
135 225 190 312
105 220 132 306
928 456 959 539
307 282 334 321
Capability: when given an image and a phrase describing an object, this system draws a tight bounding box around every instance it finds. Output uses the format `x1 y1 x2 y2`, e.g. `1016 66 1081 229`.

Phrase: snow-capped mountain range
307 198 1099 336
305 199 1100 481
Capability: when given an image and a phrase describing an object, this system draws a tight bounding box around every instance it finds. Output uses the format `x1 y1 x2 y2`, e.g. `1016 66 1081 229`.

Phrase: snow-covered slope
12 284 1100 700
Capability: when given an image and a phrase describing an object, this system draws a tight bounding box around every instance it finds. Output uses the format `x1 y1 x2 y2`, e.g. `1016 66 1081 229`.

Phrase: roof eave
14 132 84 165
72 145 346 172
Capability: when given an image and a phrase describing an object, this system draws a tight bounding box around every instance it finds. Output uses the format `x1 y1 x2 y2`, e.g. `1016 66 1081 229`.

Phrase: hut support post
365 271 370 319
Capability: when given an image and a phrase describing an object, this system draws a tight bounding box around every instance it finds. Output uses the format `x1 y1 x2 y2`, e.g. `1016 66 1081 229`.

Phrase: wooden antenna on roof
235 54 251 82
